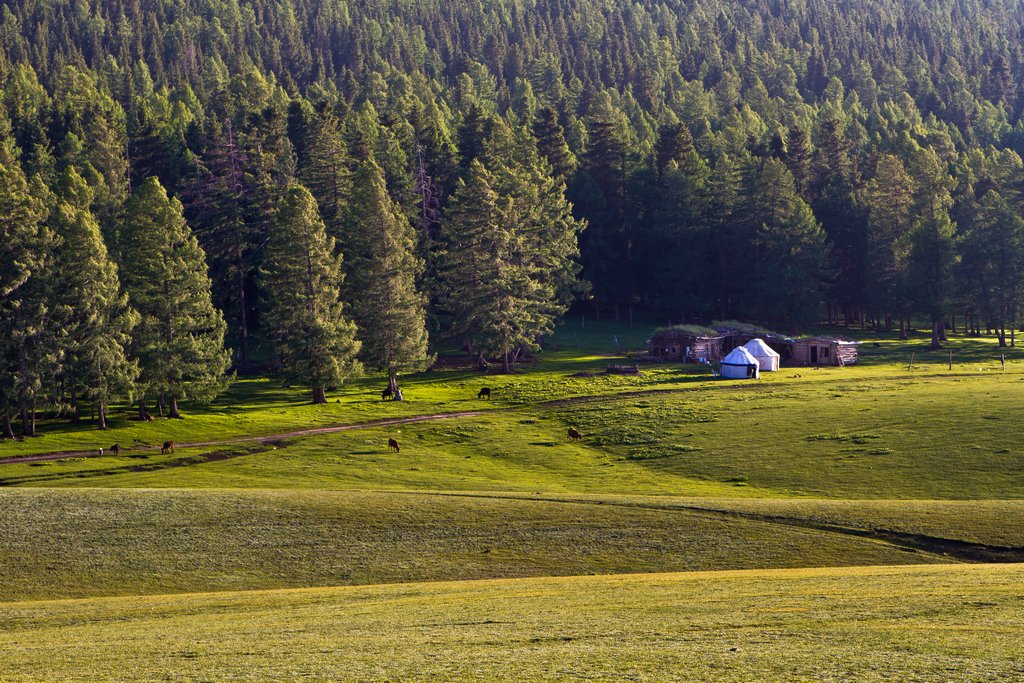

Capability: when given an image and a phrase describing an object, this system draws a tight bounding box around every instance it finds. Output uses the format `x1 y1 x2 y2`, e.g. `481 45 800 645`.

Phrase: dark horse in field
382 387 393 401
477 387 491 400
567 428 582 441
388 438 400 452
161 440 175 454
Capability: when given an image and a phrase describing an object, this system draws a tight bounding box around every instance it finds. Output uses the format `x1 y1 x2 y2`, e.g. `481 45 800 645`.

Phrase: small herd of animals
89 387 581 459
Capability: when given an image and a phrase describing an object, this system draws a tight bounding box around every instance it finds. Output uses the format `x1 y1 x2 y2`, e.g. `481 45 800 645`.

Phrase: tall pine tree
341 158 431 391
263 184 361 403
51 170 139 429
119 177 229 418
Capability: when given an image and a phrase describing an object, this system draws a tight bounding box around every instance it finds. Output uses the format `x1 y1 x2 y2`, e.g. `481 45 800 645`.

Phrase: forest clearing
4 0 1024 677
2 319 1023 680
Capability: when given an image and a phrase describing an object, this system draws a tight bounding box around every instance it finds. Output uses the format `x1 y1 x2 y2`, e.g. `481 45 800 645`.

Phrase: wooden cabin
648 329 724 362
790 337 859 366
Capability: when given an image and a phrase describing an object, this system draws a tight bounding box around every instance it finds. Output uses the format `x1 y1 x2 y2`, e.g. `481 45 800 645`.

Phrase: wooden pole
948 349 952 371
1001 354 1005 371
908 352 915 371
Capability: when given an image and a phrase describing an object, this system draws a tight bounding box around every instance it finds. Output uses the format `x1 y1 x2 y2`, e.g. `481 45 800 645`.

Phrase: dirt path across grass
0 411 485 467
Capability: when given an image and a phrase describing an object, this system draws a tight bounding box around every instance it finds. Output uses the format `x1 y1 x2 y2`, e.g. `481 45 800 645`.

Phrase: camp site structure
647 327 859 367
789 337 859 366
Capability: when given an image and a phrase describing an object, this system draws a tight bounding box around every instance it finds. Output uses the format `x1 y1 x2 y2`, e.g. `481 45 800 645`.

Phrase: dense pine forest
3 0 1024 433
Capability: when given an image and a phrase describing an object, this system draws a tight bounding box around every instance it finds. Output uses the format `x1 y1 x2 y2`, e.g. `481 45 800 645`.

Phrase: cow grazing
477 387 491 400
388 438 400 453
110 444 121 456
567 428 582 441
161 440 175 454
382 387 393 401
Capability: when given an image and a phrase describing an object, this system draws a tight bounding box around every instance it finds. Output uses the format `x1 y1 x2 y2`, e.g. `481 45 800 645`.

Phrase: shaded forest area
3 0 1024 431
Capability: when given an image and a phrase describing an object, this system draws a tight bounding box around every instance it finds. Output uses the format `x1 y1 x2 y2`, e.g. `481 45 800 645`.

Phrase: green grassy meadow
1 318 1023 679
2 564 1022 682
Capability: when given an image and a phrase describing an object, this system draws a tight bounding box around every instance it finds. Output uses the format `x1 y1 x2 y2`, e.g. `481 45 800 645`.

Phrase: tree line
4 0 1024 433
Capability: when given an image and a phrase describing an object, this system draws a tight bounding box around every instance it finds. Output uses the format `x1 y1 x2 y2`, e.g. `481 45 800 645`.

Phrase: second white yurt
720 346 760 379
742 338 781 372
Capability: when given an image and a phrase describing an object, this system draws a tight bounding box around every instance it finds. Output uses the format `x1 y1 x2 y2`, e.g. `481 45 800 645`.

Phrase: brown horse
382 387 394 401
161 440 175 454
388 438 400 453
110 444 121 456
477 387 491 399
567 428 582 441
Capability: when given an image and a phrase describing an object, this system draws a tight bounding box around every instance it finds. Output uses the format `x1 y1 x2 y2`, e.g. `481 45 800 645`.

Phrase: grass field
0 488 950 602
2 564 1022 682
1 318 1022 679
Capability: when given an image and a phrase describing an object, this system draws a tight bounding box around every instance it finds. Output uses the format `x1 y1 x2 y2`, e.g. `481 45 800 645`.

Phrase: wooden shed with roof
790 336 859 366
647 326 725 362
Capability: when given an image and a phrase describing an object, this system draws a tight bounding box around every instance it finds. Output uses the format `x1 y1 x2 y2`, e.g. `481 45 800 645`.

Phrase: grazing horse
388 438 400 453
477 387 491 400
382 387 393 401
161 440 175 454
110 444 121 456
567 428 582 441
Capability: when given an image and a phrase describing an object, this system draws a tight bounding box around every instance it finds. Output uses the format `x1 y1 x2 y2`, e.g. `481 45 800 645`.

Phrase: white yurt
720 346 760 379
743 338 781 372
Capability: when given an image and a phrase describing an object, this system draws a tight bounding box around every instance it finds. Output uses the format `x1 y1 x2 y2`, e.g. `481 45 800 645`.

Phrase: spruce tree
341 158 430 391
533 106 577 181
862 154 916 333
184 122 273 368
0 133 56 437
300 110 352 242
263 184 361 403
439 159 543 373
51 170 139 429
119 177 229 418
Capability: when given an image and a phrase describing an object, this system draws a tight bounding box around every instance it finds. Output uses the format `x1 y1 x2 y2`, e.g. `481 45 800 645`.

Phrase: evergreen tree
51 170 139 429
533 106 577 181
300 109 352 241
439 160 537 372
184 120 280 368
119 177 229 418
862 154 915 334
0 134 56 437
963 191 1024 346
341 158 431 391
263 184 361 403
651 149 712 320
743 157 831 330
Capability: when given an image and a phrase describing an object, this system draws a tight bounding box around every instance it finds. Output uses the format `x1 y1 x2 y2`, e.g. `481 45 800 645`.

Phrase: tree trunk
69 383 79 423
312 385 327 404
503 350 512 374
21 406 35 437
930 319 943 350
387 371 399 393
98 401 108 430
237 251 250 369
168 395 182 419
476 352 488 371
2 413 13 439
899 319 908 340
139 398 148 421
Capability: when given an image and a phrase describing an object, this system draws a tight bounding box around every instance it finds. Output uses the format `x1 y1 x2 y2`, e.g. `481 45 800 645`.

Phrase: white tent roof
721 346 760 367
743 338 781 358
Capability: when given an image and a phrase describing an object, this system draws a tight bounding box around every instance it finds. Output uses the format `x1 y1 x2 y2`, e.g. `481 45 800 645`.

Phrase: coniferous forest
3 0 1024 433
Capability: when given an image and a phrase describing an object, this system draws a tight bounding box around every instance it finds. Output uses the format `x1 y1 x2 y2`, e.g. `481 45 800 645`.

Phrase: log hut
647 327 724 362
790 337 859 366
